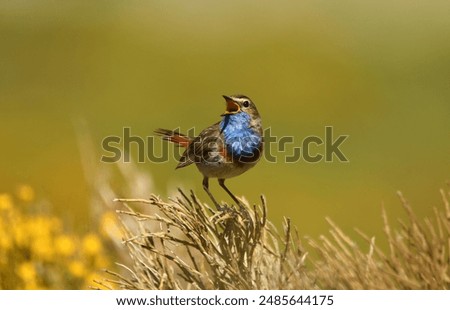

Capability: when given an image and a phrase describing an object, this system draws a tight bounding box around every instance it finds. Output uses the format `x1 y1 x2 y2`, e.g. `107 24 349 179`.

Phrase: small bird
155 95 263 209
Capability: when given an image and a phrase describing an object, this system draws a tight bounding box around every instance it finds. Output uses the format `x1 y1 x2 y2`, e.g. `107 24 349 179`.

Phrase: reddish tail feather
154 128 192 148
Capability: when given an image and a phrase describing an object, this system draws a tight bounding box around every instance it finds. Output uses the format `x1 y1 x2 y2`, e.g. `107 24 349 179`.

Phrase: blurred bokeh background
1 0 449 240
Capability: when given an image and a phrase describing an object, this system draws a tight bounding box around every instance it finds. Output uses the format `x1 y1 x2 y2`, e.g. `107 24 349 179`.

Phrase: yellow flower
29 216 62 237
55 235 76 257
13 221 29 248
0 216 12 250
17 262 37 283
0 194 12 211
16 184 35 202
31 235 54 261
69 260 87 278
0 232 12 252
82 233 102 257
100 211 122 239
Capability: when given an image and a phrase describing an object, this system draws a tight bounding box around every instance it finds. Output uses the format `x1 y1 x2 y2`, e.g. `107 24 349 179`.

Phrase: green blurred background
1 1 449 239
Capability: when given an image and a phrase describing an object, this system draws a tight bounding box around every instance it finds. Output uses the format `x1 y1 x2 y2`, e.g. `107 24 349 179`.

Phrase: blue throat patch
220 112 261 158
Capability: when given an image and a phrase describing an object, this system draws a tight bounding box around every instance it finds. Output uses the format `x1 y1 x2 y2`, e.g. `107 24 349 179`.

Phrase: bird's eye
243 100 250 108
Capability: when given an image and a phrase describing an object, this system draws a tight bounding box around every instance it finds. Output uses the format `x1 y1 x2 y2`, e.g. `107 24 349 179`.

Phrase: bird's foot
217 202 234 213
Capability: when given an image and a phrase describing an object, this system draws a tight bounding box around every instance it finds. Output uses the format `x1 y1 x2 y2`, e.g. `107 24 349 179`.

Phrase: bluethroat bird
155 95 263 209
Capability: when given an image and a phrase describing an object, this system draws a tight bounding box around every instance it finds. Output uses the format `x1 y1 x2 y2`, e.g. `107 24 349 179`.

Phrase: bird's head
221 95 260 119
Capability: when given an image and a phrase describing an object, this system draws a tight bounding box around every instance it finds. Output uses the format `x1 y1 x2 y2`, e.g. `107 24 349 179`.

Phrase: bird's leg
218 178 243 208
203 177 222 210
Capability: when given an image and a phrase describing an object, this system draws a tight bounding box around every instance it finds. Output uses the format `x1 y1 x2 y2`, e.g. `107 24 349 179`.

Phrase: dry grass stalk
107 188 450 290
308 190 450 289
111 190 311 289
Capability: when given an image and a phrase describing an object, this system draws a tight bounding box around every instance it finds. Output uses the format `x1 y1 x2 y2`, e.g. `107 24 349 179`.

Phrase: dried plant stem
107 188 450 290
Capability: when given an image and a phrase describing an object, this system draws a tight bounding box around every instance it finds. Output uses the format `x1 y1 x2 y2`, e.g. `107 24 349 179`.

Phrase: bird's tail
154 128 192 148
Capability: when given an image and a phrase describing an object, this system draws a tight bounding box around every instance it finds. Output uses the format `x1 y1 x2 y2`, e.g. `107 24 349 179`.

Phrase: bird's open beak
222 95 240 115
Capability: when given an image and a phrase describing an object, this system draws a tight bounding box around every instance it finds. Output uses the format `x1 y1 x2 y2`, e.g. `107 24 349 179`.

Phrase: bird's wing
176 122 223 168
